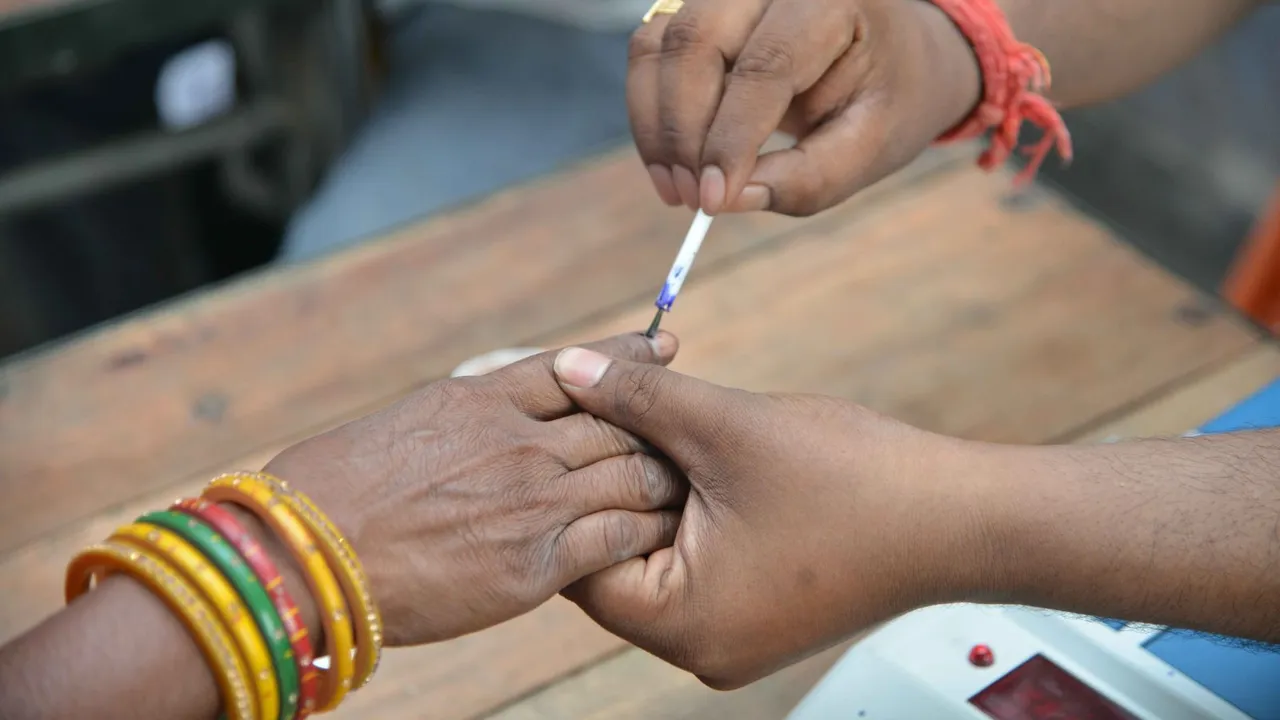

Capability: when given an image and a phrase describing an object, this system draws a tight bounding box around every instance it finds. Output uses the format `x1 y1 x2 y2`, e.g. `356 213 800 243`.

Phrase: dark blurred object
1037 4 1280 296
0 0 384 358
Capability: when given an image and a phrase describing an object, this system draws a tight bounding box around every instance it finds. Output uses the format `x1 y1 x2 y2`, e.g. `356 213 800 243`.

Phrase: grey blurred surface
1040 4 1280 293
281 4 632 263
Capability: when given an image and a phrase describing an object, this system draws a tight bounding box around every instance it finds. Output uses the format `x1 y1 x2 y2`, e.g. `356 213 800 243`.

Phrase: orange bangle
253 472 382 688
66 542 256 720
203 474 355 714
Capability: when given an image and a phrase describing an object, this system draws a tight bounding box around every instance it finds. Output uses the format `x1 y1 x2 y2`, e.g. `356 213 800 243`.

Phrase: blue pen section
1132 376 1280 720
656 281 677 311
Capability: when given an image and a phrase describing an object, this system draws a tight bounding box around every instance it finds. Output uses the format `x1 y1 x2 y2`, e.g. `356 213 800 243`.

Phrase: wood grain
1071 344 1280 442
485 644 850 720
559 170 1257 443
0 147 968 557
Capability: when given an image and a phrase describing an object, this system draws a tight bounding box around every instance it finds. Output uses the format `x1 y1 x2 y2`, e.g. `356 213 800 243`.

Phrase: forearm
0 507 320 720
982 431 1280 642
0 577 219 720
997 0 1264 107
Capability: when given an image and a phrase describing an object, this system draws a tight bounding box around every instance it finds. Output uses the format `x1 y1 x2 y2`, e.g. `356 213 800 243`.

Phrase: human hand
262 332 686 647
631 0 981 215
552 347 1001 688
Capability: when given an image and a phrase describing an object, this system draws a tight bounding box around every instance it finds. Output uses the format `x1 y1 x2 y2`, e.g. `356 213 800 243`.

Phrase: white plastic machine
788 380 1280 720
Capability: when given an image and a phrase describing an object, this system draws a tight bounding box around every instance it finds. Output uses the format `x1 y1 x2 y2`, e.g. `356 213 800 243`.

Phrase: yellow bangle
203 474 355 713
110 522 278 720
66 542 257 720
252 472 382 688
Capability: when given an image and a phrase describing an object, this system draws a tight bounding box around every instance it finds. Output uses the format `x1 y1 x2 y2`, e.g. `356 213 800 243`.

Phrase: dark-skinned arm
983 430 1280 643
0 508 320 720
997 0 1267 108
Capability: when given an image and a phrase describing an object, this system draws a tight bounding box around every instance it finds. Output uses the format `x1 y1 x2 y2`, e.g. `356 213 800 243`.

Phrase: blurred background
0 0 1277 360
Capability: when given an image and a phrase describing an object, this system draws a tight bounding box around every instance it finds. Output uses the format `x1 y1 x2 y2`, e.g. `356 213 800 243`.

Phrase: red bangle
173 498 321 719
930 0 1072 184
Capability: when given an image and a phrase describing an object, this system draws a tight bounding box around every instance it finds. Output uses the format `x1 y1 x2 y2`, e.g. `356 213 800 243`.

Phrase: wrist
901 435 1024 607
908 0 982 140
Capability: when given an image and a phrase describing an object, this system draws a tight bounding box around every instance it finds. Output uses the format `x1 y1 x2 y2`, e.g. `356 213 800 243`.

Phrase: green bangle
139 510 300 720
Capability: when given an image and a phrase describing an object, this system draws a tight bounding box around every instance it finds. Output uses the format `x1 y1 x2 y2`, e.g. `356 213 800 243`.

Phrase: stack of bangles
64 472 382 720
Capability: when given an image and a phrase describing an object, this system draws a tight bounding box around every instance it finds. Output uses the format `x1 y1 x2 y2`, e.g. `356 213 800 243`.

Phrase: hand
551 347 1000 688
263 332 687 647
631 0 981 215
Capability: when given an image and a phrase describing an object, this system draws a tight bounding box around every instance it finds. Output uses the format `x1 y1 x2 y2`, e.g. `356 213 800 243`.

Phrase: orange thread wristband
66 542 256 720
930 0 1072 183
203 474 355 713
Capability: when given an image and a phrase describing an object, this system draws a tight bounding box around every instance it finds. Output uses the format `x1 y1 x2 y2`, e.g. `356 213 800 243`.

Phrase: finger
562 453 687 514
561 546 682 643
555 509 681 582
701 0 858 214
654 0 771 209
543 413 653 469
629 18 680 206
492 330 680 420
730 96 889 217
552 347 722 462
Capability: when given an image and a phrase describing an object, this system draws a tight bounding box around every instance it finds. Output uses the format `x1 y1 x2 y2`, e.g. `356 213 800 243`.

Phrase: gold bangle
66 542 257 720
250 472 382 689
203 475 355 714
642 0 683 23
110 522 279 720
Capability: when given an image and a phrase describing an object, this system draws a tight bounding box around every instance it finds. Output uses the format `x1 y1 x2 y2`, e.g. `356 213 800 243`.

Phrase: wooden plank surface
1073 345 1280 442
0 146 967 557
563 170 1257 442
487 644 850 720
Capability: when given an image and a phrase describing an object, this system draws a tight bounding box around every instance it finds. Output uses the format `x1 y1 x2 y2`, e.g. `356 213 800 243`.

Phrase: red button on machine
969 644 995 668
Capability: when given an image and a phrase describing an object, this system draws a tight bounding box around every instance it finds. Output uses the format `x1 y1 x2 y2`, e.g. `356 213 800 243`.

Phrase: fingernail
646 165 681 206
672 165 700 210
699 165 726 215
647 330 677 359
731 184 771 212
555 348 613 388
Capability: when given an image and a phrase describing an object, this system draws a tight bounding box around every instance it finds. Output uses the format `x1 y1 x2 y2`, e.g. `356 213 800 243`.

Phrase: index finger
490 330 680 419
701 0 857 213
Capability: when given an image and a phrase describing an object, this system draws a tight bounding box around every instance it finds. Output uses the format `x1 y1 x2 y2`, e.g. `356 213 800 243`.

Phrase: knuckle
656 115 688 158
660 17 711 57
612 364 666 429
585 415 632 457
625 454 663 506
601 513 641 564
732 34 796 82
628 27 662 61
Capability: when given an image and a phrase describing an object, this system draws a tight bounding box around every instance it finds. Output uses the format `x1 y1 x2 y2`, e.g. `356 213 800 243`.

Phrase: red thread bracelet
173 498 321 719
930 0 1072 184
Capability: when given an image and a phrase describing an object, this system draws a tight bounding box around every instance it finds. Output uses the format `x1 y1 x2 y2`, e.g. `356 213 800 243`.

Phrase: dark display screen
970 654 1140 720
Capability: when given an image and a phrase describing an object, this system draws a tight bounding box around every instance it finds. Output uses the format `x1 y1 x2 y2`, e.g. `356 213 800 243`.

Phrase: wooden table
2 144 1276 719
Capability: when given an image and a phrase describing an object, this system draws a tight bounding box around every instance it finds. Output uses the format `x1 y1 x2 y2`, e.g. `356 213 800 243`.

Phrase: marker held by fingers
646 210 714 338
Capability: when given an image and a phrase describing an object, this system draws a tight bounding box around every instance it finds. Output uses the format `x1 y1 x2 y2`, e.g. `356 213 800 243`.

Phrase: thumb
553 347 718 462
731 101 890 217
